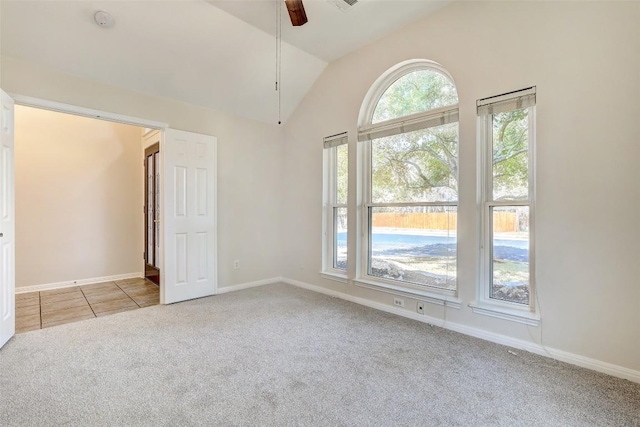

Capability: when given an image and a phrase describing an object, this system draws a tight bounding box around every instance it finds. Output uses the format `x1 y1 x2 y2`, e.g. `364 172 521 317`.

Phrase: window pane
333 207 347 270
490 206 529 305
492 109 528 201
371 124 458 203
336 144 348 205
372 69 458 123
368 206 456 290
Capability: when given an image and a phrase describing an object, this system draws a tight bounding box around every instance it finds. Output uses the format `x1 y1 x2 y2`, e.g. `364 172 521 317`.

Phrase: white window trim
356 59 460 298
468 301 539 326
320 271 348 284
357 105 459 142
322 133 348 277
474 89 539 326
354 278 461 309
357 59 457 127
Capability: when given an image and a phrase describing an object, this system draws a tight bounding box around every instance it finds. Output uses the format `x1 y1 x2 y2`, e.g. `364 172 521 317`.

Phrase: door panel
154 153 160 267
162 129 216 304
0 89 15 348
144 143 160 285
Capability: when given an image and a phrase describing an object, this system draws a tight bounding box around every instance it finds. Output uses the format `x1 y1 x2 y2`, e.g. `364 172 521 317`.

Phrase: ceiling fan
284 0 308 26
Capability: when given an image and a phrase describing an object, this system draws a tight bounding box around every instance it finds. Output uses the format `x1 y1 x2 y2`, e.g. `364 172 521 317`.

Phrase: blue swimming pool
337 232 528 262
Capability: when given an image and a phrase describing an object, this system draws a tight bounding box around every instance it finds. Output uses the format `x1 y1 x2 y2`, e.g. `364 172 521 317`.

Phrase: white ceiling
209 0 449 62
1 0 449 124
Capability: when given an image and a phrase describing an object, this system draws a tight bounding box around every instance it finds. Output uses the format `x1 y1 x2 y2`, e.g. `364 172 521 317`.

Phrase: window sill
469 301 540 326
319 271 349 284
354 278 461 309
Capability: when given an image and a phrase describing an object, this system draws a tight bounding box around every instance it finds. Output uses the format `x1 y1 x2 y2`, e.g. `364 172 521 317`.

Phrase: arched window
371 68 458 124
358 60 459 294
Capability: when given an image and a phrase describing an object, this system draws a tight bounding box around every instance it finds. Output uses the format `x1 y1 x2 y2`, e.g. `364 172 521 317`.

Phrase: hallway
16 278 159 333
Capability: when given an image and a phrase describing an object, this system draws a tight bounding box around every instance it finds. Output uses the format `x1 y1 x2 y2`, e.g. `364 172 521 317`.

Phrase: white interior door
0 89 15 348
162 129 217 304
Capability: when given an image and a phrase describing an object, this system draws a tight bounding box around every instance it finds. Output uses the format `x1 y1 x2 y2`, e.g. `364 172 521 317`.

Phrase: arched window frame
355 59 461 305
357 60 458 128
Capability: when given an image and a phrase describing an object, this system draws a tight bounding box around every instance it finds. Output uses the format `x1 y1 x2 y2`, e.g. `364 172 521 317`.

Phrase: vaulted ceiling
1 0 449 124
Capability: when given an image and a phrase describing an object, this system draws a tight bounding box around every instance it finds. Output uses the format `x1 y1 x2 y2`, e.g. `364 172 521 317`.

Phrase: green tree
336 144 348 204
371 69 458 204
372 125 458 203
373 70 458 123
370 70 528 204
492 109 528 200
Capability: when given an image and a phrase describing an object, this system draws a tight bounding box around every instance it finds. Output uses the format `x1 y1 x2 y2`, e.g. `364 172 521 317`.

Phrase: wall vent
327 0 359 13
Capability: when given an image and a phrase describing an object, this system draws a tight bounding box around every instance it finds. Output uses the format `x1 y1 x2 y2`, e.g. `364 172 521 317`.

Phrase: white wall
282 1 640 373
1 56 285 290
14 106 143 287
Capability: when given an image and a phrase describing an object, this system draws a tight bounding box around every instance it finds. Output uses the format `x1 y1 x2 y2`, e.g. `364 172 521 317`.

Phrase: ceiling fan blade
285 0 308 26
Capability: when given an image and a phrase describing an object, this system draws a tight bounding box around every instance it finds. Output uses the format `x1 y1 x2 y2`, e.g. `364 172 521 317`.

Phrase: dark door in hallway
144 143 160 285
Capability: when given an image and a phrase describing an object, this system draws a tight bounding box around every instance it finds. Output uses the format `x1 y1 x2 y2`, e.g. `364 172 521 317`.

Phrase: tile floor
15 278 159 333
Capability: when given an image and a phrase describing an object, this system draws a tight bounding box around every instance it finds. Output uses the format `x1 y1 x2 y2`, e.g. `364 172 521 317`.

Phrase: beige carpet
1 283 638 426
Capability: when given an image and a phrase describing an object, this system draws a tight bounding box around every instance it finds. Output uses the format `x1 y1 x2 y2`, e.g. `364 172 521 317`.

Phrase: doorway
1 93 219 348
13 106 149 291
144 142 160 285
10 104 163 332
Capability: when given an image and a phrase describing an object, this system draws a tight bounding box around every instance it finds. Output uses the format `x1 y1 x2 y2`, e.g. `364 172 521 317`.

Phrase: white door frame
0 89 16 348
12 95 167 130
9 94 172 300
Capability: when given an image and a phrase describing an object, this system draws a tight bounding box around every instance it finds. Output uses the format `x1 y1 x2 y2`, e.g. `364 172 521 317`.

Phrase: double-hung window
322 132 348 277
357 61 459 296
475 87 538 322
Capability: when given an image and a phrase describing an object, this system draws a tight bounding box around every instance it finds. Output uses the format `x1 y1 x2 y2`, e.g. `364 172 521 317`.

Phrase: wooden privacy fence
491 212 518 233
372 212 518 232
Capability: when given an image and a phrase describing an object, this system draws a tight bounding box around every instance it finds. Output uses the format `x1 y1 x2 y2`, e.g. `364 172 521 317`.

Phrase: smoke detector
94 11 114 29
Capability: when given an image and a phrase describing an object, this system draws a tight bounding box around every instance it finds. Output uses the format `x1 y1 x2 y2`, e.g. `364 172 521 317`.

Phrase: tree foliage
372 125 458 203
492 109 528 200
372 69 457 123
371 69 458 204
369 69 528 205
336 144 348 204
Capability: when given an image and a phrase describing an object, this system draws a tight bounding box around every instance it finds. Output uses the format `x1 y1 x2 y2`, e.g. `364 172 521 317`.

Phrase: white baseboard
279 277 640 384
167 275 640 383
15 272 144 294
216 277 282 295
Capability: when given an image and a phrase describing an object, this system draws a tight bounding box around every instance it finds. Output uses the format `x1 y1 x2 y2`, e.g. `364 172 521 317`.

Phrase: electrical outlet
233 260 240 269
393 297 404 308
417 302 425 314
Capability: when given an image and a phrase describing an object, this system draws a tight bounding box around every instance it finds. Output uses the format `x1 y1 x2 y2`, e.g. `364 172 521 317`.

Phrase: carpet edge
279 276 640 384
216 277 283 294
